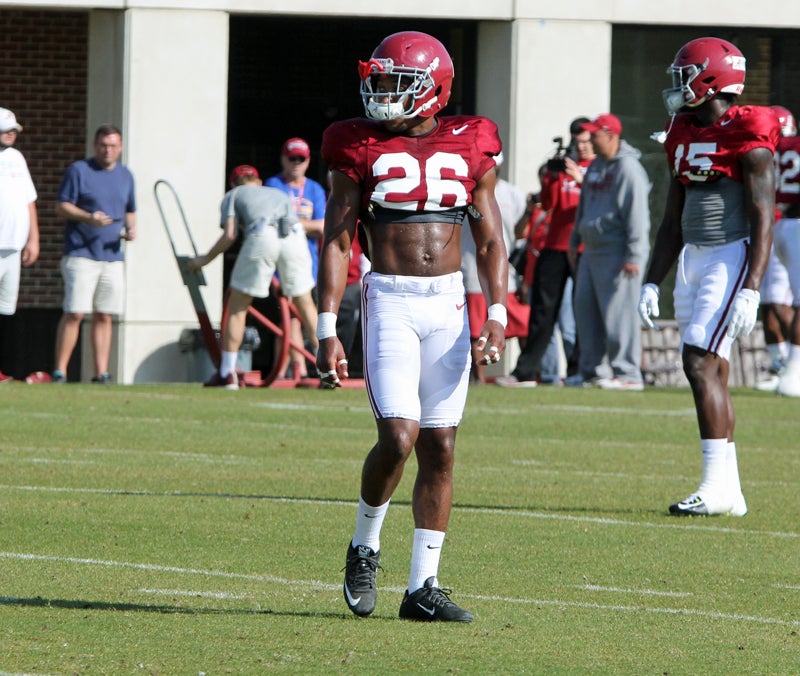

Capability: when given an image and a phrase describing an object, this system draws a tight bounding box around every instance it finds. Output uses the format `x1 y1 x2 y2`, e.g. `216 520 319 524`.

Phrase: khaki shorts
0 249 21 315
230 228 314 299
61 255 125 314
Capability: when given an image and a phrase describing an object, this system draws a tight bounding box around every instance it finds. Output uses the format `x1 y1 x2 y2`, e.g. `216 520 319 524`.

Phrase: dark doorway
226 17 478 376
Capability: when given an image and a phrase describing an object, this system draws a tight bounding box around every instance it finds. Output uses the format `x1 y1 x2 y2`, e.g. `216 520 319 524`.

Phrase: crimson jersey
322 115 501 218
775 135 800 205
663 105 780 185
539 158 592 251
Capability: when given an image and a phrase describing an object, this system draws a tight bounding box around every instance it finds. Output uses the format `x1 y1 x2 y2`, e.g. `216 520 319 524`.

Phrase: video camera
546 136 577 173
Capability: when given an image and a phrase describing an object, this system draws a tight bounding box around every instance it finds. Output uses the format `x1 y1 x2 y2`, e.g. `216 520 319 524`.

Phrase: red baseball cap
229 164 260 185
281 137 310 159
581 113 623 135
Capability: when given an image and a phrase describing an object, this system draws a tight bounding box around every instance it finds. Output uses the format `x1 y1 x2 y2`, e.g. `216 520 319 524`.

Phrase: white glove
727 288 760 339
638 283 661 330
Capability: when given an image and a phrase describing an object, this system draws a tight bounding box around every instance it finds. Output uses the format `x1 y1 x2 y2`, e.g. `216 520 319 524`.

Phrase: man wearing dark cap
189 164 317 389
265 137 327 378
567 113 651 390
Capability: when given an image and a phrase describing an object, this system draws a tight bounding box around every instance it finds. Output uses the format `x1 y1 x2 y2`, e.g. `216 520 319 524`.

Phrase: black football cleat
343 543 381 617
398 576 473 622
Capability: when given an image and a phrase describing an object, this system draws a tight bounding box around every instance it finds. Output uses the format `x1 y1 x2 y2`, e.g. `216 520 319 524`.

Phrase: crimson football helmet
771 105 797 137
358 31 454 120
663 37 746 114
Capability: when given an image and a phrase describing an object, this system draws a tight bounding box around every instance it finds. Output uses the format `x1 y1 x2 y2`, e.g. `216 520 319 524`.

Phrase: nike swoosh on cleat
344 583 361 607
452 124 469 135
416 603 436 616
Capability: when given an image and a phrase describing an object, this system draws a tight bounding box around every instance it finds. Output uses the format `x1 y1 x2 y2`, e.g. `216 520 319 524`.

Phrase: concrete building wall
2 1 799 382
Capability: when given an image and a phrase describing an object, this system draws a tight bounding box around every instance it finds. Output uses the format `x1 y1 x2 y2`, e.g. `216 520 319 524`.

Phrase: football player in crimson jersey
754 106 796 391
639 37 781 516
772 105 800 396
316 31 507 622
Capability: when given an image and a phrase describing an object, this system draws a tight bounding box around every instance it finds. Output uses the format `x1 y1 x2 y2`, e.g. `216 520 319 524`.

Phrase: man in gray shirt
189 164 317 389
568 113 651 390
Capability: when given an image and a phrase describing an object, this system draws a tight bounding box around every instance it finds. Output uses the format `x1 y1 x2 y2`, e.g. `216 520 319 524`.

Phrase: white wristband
487 303 507 329
316 312 338 340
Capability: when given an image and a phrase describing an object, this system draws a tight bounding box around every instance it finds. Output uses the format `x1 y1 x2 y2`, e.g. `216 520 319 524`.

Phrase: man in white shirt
0 107 39 383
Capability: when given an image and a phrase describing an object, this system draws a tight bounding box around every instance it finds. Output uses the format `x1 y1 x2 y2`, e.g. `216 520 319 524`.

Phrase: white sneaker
755 374 780 392
494 374 538 388
777 362 800 397
597 378 644 392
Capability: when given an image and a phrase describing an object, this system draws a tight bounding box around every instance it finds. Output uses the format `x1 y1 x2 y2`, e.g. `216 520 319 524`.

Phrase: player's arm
470 166 508 363
644 176 685 286
638 175 685 329
741 146 776 291
188 216 238 272
315 169 360 385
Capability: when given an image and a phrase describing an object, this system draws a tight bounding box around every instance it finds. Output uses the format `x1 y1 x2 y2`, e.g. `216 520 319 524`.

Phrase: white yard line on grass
573 584 692 597
1 551 797 628
1 484 797 539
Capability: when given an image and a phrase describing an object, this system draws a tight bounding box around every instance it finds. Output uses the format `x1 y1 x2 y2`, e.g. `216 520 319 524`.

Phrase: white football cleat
777 361 800 397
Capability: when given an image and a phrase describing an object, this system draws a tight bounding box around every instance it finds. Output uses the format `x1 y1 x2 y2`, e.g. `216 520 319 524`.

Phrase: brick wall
0 9 88 309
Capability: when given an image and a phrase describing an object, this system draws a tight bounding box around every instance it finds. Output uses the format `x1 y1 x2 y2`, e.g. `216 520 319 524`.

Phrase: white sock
408 528 445 593
789 343 800 363
220 351 238 377
727 441 743 496
697 438 729 503
352 497 389 553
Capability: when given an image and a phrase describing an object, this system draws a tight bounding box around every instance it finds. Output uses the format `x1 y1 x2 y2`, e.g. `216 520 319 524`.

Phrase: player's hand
475 323 506 366
638 283 660 330
316 337 347 389
727 288 760 339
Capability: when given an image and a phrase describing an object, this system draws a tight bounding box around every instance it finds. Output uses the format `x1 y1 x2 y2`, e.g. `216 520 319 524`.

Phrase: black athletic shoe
343 543 381 617
398 576 474 622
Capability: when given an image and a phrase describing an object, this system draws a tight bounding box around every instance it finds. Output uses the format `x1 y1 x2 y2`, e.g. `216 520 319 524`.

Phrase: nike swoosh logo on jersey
452 124 469 135
720 119 732 126
344 582 361 607
456 302 466 310
416 602 436 616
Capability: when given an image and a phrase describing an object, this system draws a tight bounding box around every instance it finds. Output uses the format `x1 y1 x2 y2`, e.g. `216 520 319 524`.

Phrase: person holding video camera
497 117 594 387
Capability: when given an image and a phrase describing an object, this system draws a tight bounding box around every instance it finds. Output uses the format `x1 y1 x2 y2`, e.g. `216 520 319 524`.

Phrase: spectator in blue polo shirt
52 123 136 384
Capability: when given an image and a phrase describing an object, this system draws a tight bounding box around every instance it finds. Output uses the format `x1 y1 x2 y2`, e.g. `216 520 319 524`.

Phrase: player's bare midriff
364 220 463 277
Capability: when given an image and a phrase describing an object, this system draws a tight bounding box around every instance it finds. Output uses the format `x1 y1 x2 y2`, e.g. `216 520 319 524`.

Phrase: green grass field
1 382 798 674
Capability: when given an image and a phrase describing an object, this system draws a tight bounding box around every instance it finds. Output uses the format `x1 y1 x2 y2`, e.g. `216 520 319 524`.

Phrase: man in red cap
265 137 327 378
567 112 651 390
189 164 317 389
